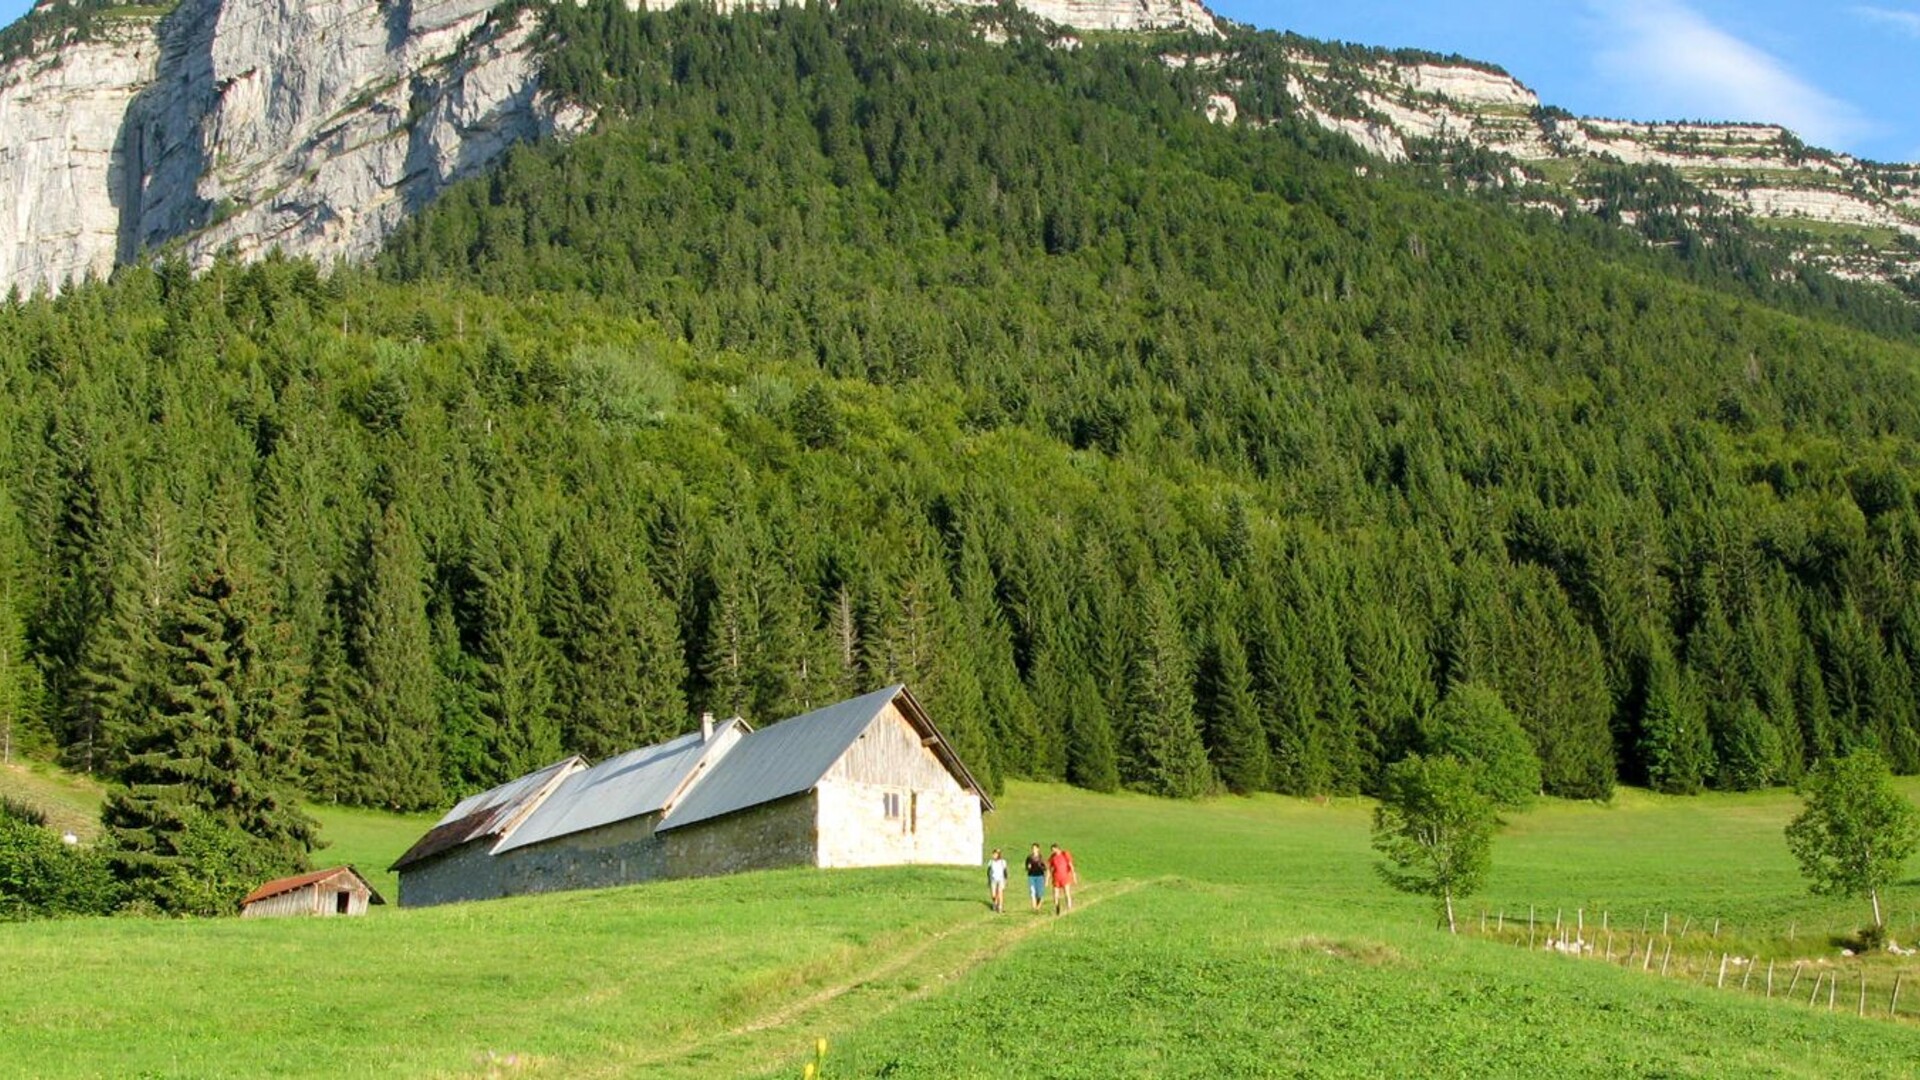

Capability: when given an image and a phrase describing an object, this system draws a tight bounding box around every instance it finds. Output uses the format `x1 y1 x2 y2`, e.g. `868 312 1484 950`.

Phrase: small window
883 791 902 819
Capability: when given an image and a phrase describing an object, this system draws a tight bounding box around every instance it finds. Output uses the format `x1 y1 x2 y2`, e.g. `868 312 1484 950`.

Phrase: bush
0 813 120 919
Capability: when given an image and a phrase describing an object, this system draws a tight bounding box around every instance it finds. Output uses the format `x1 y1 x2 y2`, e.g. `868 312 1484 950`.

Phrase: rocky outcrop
123 0 591 271
0 13 161 293
0 0 593 294
0 0 1222 295
1267 48 1920 292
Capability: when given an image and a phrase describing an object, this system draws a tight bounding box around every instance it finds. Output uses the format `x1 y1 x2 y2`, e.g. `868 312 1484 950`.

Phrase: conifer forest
7 1 1920 907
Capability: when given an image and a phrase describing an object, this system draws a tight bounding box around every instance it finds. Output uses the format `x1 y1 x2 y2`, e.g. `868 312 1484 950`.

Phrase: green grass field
6 780 1920 1077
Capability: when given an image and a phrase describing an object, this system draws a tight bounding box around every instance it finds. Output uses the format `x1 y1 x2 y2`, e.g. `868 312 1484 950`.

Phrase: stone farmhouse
391 685 992 907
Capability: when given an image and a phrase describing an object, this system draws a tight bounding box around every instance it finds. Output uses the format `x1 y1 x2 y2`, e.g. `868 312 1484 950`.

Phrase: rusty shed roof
389 757 584 870
243 865 386 906
493 718 748 854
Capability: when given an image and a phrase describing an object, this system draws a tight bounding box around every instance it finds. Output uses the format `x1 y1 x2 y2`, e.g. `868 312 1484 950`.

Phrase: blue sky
1 0 1914 162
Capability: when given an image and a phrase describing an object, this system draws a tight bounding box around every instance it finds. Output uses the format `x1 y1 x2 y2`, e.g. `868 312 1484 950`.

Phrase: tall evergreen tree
0 492 45 763
349 505 443 810
1638 637 1711 794
1127 578 1213 798
546 519 687 757
100 535 316 914
1200 613 1270 794
474 548 561 782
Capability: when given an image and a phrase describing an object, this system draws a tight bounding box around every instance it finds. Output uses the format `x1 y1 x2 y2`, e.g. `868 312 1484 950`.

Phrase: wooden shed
241 866 385 918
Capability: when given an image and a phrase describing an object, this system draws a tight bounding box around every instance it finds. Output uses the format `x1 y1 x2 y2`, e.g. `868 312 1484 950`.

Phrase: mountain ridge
0 0 1914 298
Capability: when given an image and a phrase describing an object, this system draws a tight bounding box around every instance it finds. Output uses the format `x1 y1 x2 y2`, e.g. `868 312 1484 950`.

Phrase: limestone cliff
0 10 160 292
1262 48 1920 292
1 0 1911 297
0 0 1216 294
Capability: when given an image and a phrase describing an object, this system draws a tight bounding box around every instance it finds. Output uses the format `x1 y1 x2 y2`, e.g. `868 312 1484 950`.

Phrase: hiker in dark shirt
1024 843 1047 912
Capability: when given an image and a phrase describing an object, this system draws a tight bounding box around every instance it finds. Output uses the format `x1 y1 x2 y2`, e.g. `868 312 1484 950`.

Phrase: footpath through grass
6 780 1920 1077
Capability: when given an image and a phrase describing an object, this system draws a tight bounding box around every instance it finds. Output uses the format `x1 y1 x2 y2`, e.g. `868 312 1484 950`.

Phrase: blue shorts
1029 875 1045 902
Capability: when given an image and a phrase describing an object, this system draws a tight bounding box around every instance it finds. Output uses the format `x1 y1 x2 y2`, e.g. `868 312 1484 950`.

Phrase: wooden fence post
1660 940 1672 977
1717 953 1728 989
1643 937 1655 971
1891 973 1904 1017
1860 971 1868 1017
1786 962 1803 997
1741 957 1753 991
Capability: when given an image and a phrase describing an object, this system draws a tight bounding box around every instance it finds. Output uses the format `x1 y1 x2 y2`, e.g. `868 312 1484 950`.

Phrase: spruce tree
475 549 561 782
1201 614 1270 794
350 505 443 810
101 536 316 914
547 520 687 757
0 492 45 763
1638 639 1711 794
1127 579 1213 798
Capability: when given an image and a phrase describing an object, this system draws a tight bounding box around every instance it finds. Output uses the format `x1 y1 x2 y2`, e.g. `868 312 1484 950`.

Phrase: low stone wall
662 793 817 879
398 839 512 908
500 815 667 896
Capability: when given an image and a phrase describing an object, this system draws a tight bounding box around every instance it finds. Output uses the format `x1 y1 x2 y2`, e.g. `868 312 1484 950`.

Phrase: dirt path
561 877 1156 1079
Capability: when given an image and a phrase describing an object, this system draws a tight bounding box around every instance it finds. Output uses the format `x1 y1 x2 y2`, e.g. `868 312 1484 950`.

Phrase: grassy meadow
4 780 1920 1077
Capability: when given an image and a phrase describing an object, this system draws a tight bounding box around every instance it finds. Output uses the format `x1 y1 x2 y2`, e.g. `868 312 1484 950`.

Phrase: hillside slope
0 0 1912 296
6 783 1920 1076
7 3 1920 837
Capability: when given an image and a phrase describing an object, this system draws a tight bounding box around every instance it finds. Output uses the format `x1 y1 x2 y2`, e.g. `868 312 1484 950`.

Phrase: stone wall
815 780 981 868
499 814 667 897
398 838 512 908
662 793 818 879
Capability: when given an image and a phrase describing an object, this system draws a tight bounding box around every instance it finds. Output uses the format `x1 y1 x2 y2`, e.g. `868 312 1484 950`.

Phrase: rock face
1271 49 1920 290
1 0 1912 295
0 0 593 294
0 0 1217 294
124 0 592 274
0 15 160 292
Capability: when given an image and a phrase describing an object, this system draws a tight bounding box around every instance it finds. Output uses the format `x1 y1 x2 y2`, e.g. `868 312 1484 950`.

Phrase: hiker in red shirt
1047 844 1076 915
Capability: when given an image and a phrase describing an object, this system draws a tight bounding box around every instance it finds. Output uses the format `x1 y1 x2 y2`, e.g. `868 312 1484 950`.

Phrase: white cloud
1853 5 1920 37
1587 0 1871 150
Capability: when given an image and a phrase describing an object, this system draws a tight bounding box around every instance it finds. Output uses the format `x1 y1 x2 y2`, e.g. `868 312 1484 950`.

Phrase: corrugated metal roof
658 685 904 832
243 866 385 906
493 719 745 853
389 757 583 870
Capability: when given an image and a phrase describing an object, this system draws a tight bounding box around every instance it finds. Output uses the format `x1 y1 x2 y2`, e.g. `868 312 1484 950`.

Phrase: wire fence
1471 904 1920 1021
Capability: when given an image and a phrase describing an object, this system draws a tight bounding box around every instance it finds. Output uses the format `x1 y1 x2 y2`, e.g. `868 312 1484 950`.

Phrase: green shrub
0 814 120 920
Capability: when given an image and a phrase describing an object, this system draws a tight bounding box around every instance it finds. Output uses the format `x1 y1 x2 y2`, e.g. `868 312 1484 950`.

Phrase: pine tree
64 495 180 776
1200 614 1270 794
0 492 45 763
1127 579 1213 798
1638 638 1711 794
349 505 443 810
101 536 316 914
547 519 687 757
475 549 561 782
